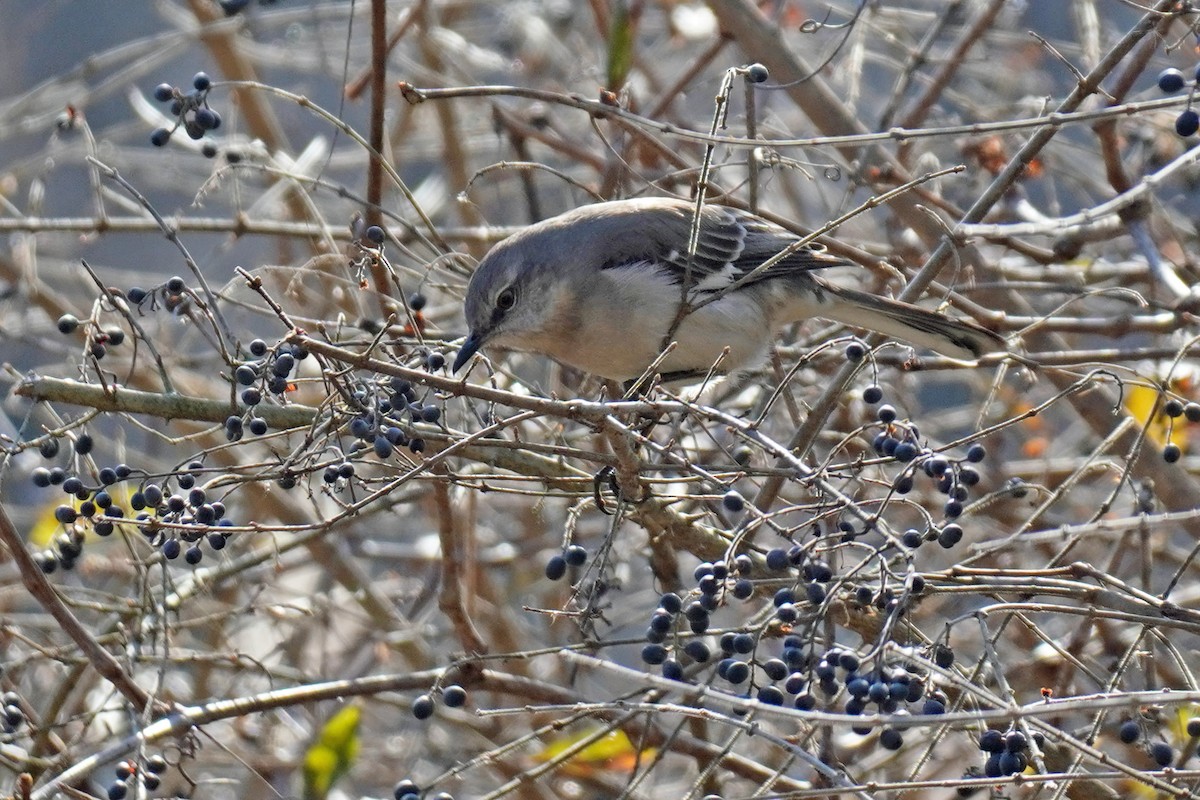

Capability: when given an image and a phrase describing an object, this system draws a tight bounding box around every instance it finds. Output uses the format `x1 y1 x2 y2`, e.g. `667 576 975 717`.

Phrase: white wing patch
691 262 740 292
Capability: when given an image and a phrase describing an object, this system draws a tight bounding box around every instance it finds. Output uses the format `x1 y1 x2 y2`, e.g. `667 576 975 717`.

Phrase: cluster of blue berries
410 683 468 721
55 314 127 361
978 727 1041 777
543 544 588 580
31 433 128 571
1117 714 1200 768
863 383 986 537
0 691 25 737
1156 66 1200 137
106 754 168 800
135 461 235 565
127 275 194 315
340 361 447 461
1160 397 1200 463
149 72 222 157
229 339 310 439
31 433 235 569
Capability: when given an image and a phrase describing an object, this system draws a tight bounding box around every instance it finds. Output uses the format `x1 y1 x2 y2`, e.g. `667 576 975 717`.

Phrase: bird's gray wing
597 202 845 294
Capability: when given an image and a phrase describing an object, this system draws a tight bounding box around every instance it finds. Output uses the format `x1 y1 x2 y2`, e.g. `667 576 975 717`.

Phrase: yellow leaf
535 728 653 777
1123 383 1170 449
29 487 138 547
303 704 361 800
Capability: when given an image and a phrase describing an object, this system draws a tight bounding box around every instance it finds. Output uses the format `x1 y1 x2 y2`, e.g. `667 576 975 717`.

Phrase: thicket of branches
3 1 1200 799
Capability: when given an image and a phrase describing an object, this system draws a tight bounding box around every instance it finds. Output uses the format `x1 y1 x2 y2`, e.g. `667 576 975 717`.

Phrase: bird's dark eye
496 287 517 312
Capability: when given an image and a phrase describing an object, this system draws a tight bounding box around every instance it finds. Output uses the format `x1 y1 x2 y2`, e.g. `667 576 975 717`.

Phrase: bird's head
452 228 573 373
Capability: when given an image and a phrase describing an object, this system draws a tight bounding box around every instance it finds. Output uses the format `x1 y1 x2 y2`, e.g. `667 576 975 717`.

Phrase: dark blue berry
722 490 745 513
683 640 710 663
757 685 784 705
805 582 826 604
998 750 1026 775
938 524 963 548
845 343 865 361
724 660 750 684
979 730 1004 752
150 128 171 147
933 644 954 669
765 548 789 571
877 404 897 423
365 226 385 244
564 545 587 566
784 673 807 694
544 555 566 580
966 443 986 462
762 659 788 681
192 72 212 91
649 612 672 633
922 698 946 714
746 63 769 83
235 365 258 386
1151 742 1173 766
411 694 434 720
862 385 883 404
39 438 60 458
1118 720 1140 743
1158 67 1186 93
194 108 219 130
441 685 467 707
1176 109 1199 138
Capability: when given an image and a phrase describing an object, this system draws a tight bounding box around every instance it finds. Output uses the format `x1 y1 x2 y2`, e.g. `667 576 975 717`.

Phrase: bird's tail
814 284 1004 360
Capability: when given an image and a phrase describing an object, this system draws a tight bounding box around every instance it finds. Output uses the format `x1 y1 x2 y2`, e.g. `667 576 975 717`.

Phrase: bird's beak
453 330 484 373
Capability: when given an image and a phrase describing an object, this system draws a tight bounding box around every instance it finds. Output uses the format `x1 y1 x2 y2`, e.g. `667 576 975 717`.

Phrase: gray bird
453 198 1003 382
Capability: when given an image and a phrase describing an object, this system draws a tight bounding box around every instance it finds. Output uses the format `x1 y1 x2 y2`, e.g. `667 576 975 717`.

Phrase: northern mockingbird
452 198 1003 383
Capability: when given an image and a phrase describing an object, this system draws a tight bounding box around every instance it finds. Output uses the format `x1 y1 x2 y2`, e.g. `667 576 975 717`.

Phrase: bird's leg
592 466 622 515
